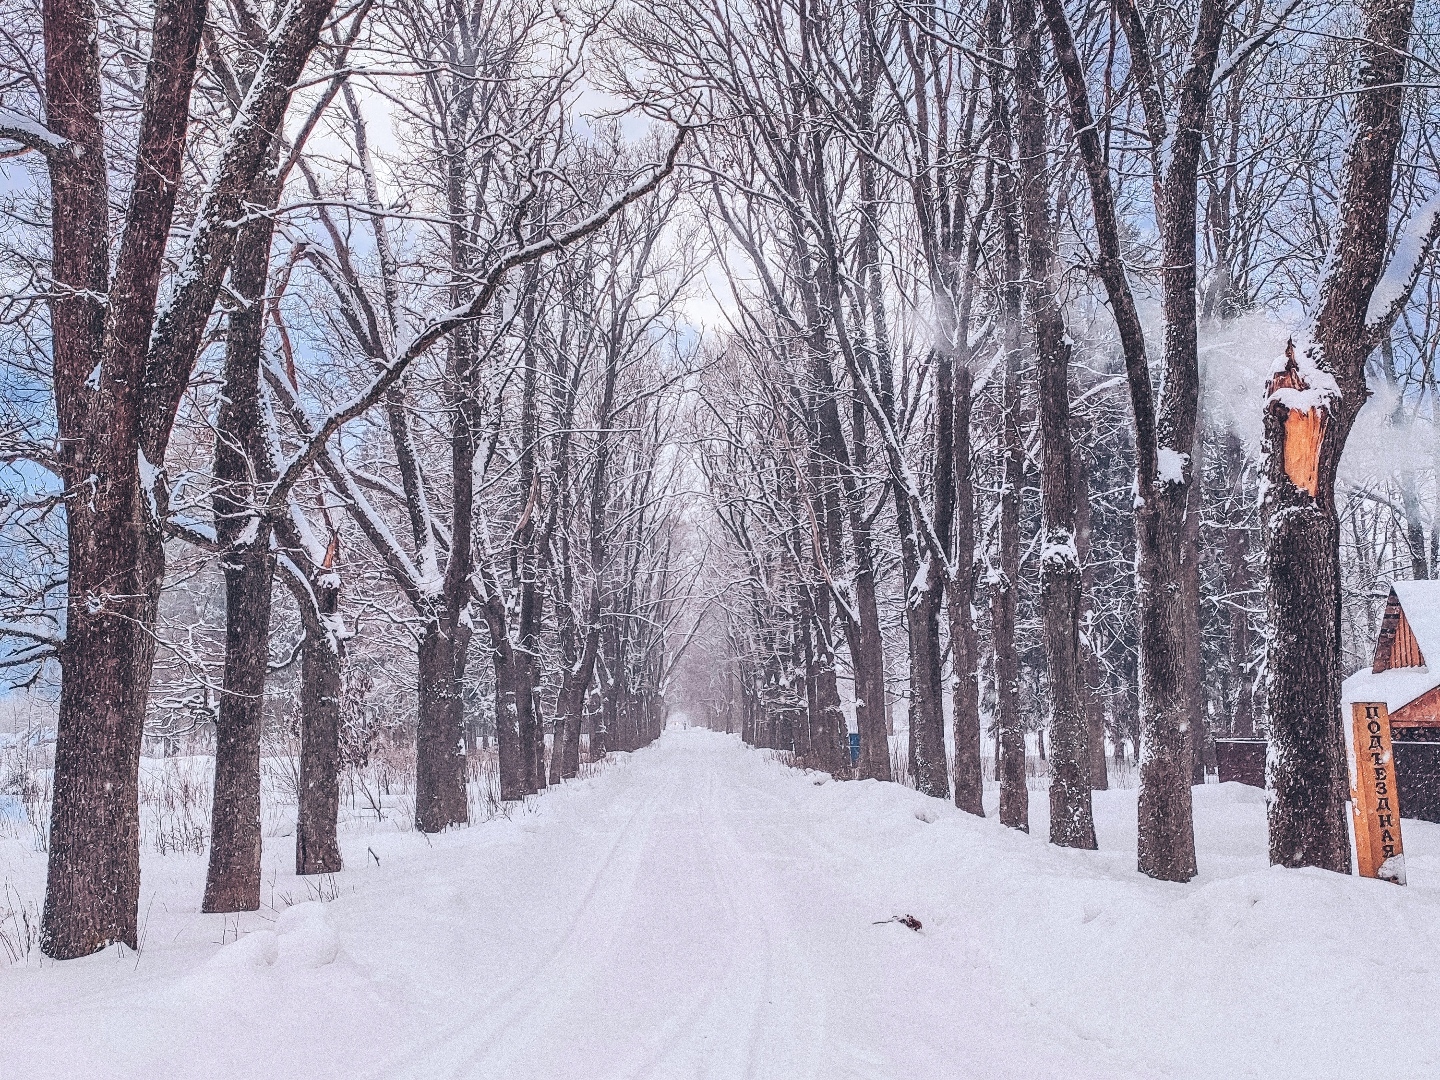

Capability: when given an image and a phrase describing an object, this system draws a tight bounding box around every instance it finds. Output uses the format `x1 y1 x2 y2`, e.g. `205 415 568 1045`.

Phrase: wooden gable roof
1344 581 1440 717
1374 589 1426 672
1374 582 1440 673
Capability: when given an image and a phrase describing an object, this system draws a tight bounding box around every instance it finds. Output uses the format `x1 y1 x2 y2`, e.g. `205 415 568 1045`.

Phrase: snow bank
2 730 1438 1079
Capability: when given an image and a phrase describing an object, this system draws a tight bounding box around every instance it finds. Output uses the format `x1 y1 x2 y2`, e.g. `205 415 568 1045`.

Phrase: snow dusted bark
40 0 138 958
1011 0 1094 849
39 0 335 958
415 627 469 830
949 364 984 815
1264 0 1434 872
272 525 345 878
795 414 851 777
848 273 947 794
1182 452 1206 786
415 45 486 823
1075 450 1109 789
547 319 608 783
849 71 894 785
295 582 344 877
516 297 547 793
204 175 282 914
987 13 1028 833
1041 0 1227 881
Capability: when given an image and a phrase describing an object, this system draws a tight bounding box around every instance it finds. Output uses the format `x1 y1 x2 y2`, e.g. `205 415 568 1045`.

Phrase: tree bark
993 316 1027 830
949 365 984 815
1075 450 1109 789
40 0 212 959
988 36 1028 832
1183 449 1207 786
1040 0 1225 880
494 640 526 798
296 578 343 876
415 624 468 831
1011 0 1095 848
1265 0 1418 873
203 197 280 913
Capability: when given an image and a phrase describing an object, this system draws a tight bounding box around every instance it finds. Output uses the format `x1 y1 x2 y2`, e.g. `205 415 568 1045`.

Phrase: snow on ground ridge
2 728 1439 1079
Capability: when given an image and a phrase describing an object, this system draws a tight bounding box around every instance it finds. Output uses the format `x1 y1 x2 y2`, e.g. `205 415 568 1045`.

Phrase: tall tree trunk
1012 0 1094 848
520 647 545 790
1264 0 1418 873
1040 0 1225 880
851 125 893 784
295 575 343 876
494 640 525 798
904 352 952 799
994 311 1027 831
415 623 467 831
1183 450 1206 786
40 0 208 960
805 588 850 776
850 485 890 779
1134 493 1200 879
950 366 984 814
989 44 1028 832
516 289 546 792
797 614 819 765
1075 450 1109 790
600 625 621 755
1219 431 1256 738
415 116 483 825
203 197 280 913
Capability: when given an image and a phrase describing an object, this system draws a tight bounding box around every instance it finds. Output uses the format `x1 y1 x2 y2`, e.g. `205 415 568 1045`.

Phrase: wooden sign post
1350 701 1406 884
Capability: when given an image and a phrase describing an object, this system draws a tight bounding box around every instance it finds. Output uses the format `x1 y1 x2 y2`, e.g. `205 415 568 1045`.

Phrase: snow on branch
1211 0 1305 87
0 621 64 648
1365 195 1440 343
0 108 77 158
266 126 688 509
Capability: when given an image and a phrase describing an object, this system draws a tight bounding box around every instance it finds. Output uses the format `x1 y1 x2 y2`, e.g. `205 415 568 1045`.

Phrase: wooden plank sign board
1350 702 1407 884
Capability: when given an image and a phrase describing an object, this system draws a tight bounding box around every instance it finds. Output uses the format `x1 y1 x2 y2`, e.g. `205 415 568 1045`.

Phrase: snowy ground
3 727 1440 1079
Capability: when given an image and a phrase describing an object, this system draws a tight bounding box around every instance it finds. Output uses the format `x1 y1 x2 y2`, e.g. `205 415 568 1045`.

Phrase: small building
1343 581 1440 820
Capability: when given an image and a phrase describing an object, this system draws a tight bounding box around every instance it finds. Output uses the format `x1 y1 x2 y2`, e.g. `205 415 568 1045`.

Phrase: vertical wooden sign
1350 701 1406 884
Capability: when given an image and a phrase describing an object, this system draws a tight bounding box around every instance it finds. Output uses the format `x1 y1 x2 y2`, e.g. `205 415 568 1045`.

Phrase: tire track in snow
362 765 672 1080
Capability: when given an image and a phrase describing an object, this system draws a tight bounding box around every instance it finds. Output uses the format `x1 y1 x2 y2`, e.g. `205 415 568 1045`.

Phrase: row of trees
1 0 694 958
645 0 1440 881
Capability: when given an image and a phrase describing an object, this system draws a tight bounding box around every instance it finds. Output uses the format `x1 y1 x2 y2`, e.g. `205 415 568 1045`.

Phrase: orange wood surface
1282 407 1324 497
1350 701 1406 883
1392 684 1440 727
1373 591 1427 672
1392 610 1424 668
1267 344 1327 498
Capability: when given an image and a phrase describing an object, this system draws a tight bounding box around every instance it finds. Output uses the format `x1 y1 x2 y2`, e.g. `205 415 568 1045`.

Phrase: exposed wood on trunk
1264 0 1424 874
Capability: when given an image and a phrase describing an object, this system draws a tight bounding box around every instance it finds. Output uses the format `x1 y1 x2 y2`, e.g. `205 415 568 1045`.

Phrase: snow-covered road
6 727 1440 1078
